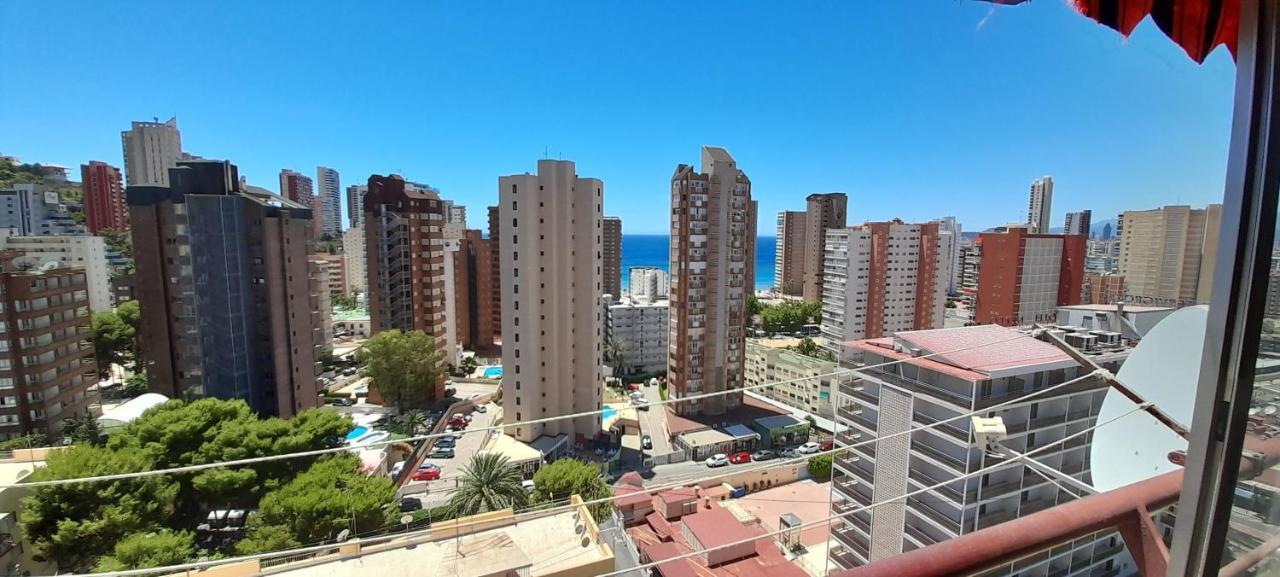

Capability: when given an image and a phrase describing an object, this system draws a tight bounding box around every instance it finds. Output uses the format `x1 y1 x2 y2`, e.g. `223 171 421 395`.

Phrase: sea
620 234 776 291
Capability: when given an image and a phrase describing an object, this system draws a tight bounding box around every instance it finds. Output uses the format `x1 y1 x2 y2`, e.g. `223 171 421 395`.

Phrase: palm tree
604 338 626 375
448 453 528 517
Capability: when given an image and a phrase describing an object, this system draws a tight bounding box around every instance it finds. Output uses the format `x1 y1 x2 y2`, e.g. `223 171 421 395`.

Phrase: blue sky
1 1 1237 234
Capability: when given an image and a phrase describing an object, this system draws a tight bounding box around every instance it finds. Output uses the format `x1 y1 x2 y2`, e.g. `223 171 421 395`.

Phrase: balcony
908 496 962 532
1021 497 1059 516
866 367 972 409
911 439 974 473
908 465 977 502
914 412 970 443
835 478 872 505
833 526 871 559
1004 409 1095 435
839 405 877 431
830 545 865 570
980 478 1024 500
975 507 1018 530
904 523 939 546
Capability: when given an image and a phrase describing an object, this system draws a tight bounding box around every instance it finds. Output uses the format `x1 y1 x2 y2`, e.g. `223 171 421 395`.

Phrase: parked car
475 404 488 413
729 452 751 464
819 439 834 451
797 442 821 454
342 367 359 376
751 449 776 461
411 465 442 481
329 397 354 407
522 479 536 493
427 447 456 459
779 448 800 459
641 435 653 450
398 496 422 512
389 460 408 479
448 417 468 428
705 453 729 467
435 437 456 448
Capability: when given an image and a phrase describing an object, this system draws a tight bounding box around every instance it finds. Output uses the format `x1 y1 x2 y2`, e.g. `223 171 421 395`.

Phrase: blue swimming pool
483 366 503 378
602 407 618 420
345 426 368 441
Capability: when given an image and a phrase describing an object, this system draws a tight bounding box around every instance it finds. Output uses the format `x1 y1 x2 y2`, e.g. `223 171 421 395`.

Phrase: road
618 456 802 490
635 382 674 456
449 380 499 401
399 404 500 509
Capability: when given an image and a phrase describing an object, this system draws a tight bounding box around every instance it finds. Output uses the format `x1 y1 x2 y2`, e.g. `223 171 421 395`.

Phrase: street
635 381 674 456
398 403 500 509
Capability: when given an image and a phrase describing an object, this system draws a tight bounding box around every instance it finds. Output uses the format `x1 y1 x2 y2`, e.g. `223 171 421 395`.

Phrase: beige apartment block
1117 204 1222 305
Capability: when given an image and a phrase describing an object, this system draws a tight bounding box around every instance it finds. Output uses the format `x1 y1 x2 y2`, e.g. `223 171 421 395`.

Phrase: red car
448 418 468 429
411 464 441 481
820 439 834 451
729 452 751 464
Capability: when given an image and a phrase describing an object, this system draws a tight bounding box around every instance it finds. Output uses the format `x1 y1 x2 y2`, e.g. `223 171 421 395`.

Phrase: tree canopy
95 530 196 572
531 459 612 520
789 338 836 362
807 454 833 480
759 300 821 334
239 454 395 548
356 329 446 412
92 307 136 377
449 453 528 517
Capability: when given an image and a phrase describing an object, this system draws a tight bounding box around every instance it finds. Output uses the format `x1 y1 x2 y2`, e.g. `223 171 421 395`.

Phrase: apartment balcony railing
833 527 871 559
907 496 962 533
974 507 1018 530
979 478 1024 500
850 440 877 460
908 464 977 502
1004 409 1095 435
830 545 864 570
865 367 972 408
1020 497 1059 517
911 440 974 473
835 479 872 506
904 523 939 546
914 412 970 443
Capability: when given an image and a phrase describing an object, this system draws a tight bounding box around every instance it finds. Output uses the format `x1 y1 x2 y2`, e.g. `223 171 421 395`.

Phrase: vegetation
123 373 149 397
659 381 669 401
448 453 528 517
807 454 833 480
747 293 763 317
759 300 821 334
605 338 626 375
99 228 133 261
19 398 359 571
788 337 836 362
60 415 106 446
0 432 47 451
332 292 359 310
531 459 612 521
0 159 47 188
92 306 137 377
238 455 395 549
357 329 446 413
95 530 196 572
945 300 958 309
385 409 431 436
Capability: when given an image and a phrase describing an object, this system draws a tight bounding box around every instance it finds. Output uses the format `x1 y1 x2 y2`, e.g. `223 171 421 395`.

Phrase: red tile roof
614 484 654 508
644 542 700 577
647 511 676 541
847 325 1074 380
658 487 699 505
682 507 758 550
618 471 646 487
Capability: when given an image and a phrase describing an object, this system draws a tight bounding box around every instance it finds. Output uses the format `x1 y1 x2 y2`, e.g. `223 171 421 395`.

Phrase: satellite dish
400 514 414 525
1251 407 1262 416
1090 305 1205 492
336 529 351 542
1266 406 1278 416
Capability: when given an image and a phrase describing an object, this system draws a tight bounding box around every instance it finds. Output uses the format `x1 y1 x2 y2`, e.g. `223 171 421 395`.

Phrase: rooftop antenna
544 146 549 159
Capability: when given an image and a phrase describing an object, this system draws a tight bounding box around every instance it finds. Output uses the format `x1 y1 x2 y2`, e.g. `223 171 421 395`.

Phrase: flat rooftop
848 324 1077 380
1058 303 1174 313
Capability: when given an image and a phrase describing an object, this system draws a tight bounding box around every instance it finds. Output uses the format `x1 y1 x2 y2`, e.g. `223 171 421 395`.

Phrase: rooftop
682 507 759 550
1058 303 1174 313
666 395 789 435
847 324 1077 380
482 434 542 465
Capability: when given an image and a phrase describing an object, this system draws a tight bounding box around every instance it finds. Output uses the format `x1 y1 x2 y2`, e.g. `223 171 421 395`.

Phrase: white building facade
121 117 183 187
315 166 342 238
628 266 668 301
605 295 669 375
342 226 367 297
0 236 110 312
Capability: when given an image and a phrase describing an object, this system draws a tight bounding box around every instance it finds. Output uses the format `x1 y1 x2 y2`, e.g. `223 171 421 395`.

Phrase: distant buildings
744 339 838 419
362 174 455 376
603 216 622 298
499 159 602 443
1082 272 1125 305
1117 204 1222 306
628 266 668 301
669 146 752 416
128 160 326 417
933 216 962 294
278 169 313 207
315 167 342 238
1027 176 1053 233
448 229 498 354
346 184 367 230
1085 239 1119 274
959 241 981 308
487 205 502 344
80 161 127 233
1064 209 1092 237
774 193 848 299
819 220 950 359
342 227 367 296
0 251 98 438
1101 222 1113 240
605 294 668 375
0 183 86 236
973 227 1085 326
0 236 111 312
121 117 183 187
829 324 1127 573
311 253 346 299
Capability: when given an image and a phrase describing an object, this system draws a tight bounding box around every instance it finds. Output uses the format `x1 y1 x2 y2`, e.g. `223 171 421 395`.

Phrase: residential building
1056 303 1174 339
605 294 668 374
669 146 753 416
315 167 342 238
499 159 602 443
1117 204 1223 306
774 210 807 296
0 183 86 236
973 227 1086 326
933 216 962 294
362 174 455 380
128 160 325 417
342 227 367 296
1064 209 1092 237
346 184 367 230
744 339 838 419
746 199 759 293
309 259 334 353
81 161 127 233
603 216 622 298
312 253 346 299
819 221 950 360
1085 239 1119 274
0 252 97 439
628 266 668 301
487 205 501 343
959 241 981 309
829 325 1129 575
447 203 467 227
1082 272 1125 306
1269 271 1280 318
1027 176 1053 233
449 230 497 354
120 117 183 187
278 169 313 207
0 448 64 575
802 193 848 302
0 236 111 312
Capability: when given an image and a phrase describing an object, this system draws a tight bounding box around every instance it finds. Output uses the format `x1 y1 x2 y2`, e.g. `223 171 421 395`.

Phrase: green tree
20 445 179 571
449 453 528 517
239 455 395 547
385 409 431 436
356 329 446 412
460 355 479 377
945 300 958 309
92 308 136 377
99 228 133 260
789 338 836 362
531 459 612 520
123 372 149 397
604 338 626 375
760 301 821 334
747 294 763 317
0 432 47 451
0 159 46 188
61 415 106 446
807 454 833 480
234 524 299 555
332 292 358 310
94 530 195 572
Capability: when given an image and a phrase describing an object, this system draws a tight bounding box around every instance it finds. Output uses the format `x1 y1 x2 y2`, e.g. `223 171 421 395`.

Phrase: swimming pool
345 426 369 441
483 366 503 379
602 407 618 420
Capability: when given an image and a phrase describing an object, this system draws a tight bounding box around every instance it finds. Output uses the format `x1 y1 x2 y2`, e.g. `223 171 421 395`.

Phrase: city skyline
1 1 1235 234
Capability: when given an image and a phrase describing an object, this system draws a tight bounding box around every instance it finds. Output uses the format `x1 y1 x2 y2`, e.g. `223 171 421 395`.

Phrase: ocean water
620 234 776 291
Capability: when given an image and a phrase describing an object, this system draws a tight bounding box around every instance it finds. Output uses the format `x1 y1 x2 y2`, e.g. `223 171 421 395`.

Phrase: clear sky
1 1 1237 234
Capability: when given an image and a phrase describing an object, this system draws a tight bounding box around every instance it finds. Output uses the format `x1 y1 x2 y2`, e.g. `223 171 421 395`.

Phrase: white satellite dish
1266 406 1278 416
1090 305 1206 492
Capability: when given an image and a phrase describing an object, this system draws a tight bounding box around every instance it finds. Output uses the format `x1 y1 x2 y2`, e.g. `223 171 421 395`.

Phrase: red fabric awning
986 0 1238 64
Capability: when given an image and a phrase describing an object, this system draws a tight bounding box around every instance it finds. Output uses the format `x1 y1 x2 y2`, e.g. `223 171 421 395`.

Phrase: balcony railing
908 496 962 532
975 507 1018 530
908 464 977 502
911 440 974 473
914 412 970 443
904 523 939 546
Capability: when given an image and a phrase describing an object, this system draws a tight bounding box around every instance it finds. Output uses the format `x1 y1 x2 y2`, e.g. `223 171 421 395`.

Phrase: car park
411 465 441 481
428 447 456 459
751 449 776 461
389 460 407 479
797 442 821 454
435 436 456 448
705 453 729 467
729 452 751 464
